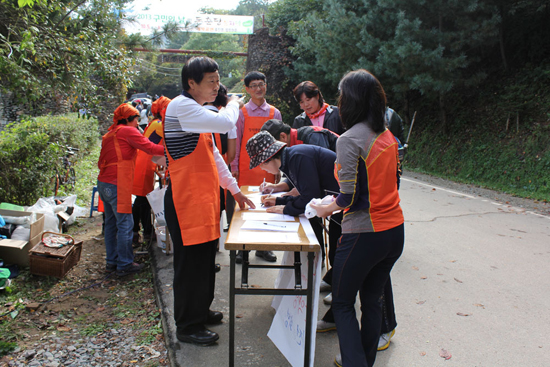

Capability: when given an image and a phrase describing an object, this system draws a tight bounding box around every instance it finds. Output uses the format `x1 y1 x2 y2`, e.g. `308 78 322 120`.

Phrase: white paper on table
268 251 321 367
237 231 301 243
240 220 300 232
241 212 296 222
248 186 260 192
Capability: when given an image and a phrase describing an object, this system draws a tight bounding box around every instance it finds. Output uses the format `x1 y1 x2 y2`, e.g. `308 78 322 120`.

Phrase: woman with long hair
311 69 405 367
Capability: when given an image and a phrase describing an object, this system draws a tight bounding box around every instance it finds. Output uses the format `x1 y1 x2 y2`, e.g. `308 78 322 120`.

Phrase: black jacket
292 105 344 135
297 126 339 152
275 145 339 216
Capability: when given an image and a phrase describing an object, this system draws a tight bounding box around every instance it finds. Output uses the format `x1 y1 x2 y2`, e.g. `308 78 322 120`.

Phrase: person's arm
226 126 237 164
230 109 245 174
124 127 165 156
213 143 255 209
281 156 324 216
333 135 360 209
178 98 240 134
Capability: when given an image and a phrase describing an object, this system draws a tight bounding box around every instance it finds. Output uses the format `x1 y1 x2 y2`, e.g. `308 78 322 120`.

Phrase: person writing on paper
258 119 340 195
97 103 165 277
310 69 404 367
163 56 255 347
246 131 342 310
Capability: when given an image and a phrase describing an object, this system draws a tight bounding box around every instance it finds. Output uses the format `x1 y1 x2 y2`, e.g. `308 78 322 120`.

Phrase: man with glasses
230 71 282 263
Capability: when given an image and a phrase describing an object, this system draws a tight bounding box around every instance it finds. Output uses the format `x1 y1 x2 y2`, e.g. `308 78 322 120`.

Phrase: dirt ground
0 213 169 366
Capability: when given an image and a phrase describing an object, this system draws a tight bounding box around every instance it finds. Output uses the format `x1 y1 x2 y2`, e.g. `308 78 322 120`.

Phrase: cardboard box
0 209 45 266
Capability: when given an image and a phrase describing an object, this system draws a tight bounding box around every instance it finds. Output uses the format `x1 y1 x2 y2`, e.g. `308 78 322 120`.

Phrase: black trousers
165 184 217 333
132 195 152 236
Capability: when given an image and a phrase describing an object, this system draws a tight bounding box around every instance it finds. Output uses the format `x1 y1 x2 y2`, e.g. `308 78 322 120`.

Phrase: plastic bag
146 187 167 226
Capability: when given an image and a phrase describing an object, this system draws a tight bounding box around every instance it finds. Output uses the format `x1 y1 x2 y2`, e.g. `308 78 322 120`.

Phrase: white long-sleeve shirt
164 93 240 195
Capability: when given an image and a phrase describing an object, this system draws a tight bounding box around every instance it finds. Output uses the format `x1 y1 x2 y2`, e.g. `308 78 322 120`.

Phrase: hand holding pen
261 189 276 207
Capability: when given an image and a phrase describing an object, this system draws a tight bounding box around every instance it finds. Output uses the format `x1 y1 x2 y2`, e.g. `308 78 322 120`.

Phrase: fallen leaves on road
420 276 427 280
412 266 419 271
416 300 426 305
457 312 471 316
439 348 452 360
236 314 244 318
454 278 463 283
420 351 426 356
474 303 485 309
56 324 71 332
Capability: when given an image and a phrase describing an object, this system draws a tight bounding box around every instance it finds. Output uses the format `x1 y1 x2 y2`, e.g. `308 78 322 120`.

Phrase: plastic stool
90 186 99 217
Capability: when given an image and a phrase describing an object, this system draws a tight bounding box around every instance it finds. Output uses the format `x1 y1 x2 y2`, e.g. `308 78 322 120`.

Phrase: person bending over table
245 130 343 308
311 69 404 367
163 56 255 346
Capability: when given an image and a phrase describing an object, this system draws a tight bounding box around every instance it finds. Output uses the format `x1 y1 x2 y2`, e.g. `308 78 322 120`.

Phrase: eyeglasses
248 82 266 89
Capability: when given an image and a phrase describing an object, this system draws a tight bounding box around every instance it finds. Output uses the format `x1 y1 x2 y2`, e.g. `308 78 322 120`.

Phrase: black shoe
176 328 219 345
256 250 277 262
235 251 243 264
215 263 221 273
116 262 144 277
207 310 223 324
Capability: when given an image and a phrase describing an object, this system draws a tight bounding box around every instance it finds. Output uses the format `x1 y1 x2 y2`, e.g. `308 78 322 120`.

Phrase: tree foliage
266 0 548 123
0 0 139 110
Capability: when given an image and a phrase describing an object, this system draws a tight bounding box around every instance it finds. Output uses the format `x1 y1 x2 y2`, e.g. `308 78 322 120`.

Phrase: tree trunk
439 92 448 134
498 5 508 70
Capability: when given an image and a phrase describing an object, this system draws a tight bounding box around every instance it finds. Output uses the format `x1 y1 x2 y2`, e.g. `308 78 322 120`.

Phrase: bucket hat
246 131 286 170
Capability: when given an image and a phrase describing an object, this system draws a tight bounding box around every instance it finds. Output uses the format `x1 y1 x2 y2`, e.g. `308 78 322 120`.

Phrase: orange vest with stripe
166 133 220 246
238 106 276 186
132 118 164 197
98 125 137 214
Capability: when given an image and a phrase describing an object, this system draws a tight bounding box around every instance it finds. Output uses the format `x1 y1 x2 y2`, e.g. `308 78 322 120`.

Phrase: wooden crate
29 233 82 278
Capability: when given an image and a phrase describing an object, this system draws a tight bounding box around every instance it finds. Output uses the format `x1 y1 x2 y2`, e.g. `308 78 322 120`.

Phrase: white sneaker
378 329 396 351
323 292 332 305
334 353 342 367
316 319 336 332
320 280 332 292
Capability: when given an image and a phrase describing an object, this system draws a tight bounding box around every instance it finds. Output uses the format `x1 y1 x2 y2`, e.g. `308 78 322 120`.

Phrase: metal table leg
304 251 315 366
229 250 236 367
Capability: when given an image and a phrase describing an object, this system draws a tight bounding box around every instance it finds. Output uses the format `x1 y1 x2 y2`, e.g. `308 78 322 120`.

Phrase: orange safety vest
238 106 276 186
98 125 137 214
132 118 164 197
166 133 220 246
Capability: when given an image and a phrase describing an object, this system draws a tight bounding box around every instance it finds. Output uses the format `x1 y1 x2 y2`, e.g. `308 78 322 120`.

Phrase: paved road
151 173 550 366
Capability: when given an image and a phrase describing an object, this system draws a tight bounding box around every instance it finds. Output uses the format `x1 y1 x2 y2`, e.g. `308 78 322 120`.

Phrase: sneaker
377 329 396 351
116 262 144 277
235 251 243 264
334 353 342 367
323 293 332 305
320 280 332 292
316 320 336 332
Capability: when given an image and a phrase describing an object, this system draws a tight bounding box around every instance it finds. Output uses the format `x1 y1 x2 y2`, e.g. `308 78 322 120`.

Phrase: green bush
0 113 100 206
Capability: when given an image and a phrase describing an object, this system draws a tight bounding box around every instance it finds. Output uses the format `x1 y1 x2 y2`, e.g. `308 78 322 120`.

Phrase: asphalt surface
150 172 550 366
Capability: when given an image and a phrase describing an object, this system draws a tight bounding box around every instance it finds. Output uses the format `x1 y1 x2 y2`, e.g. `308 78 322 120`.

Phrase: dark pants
165 184 217 333
321 211 343 285
333 225 404 367
132 195 152 237
322 276 397 335
225 189 235 225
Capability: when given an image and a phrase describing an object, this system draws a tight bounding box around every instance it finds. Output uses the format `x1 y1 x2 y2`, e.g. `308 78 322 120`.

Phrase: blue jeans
332 224 404 367
97 181 135 270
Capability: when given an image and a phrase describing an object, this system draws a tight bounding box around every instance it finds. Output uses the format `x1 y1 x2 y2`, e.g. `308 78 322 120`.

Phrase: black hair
293 81 324 105
338 69 386 132
261 119 290 140
213 84 229 108
131 101 138 108
117 115 139 125
244 71 266 87
181 57 219 91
